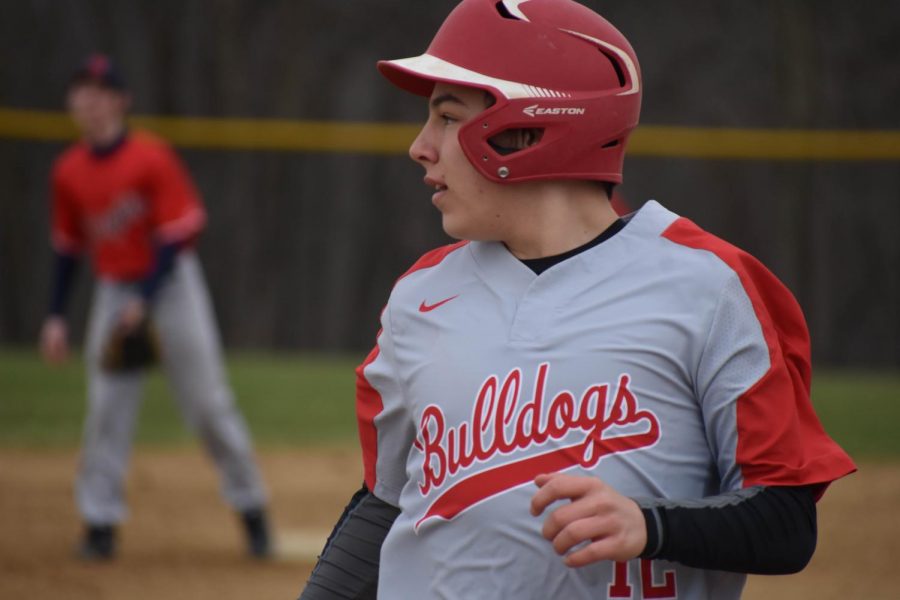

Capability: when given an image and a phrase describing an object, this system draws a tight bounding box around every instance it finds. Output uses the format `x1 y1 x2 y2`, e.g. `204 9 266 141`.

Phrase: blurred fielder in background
299 0 855 598
39 54 271 560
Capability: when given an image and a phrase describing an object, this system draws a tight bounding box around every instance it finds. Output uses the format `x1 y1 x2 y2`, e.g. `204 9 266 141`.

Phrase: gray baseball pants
77 251 267 524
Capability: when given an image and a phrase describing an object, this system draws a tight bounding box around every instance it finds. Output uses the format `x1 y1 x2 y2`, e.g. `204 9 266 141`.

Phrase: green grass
1 348 898 459
0 349 362 447
809 371 900 459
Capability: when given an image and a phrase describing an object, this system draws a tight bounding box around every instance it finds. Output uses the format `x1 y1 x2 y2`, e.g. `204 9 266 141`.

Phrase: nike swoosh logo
419 295 459 313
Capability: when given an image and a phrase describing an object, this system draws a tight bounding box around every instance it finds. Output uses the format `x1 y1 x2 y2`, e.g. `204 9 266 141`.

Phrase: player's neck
502 183 618 260
83 120 127 149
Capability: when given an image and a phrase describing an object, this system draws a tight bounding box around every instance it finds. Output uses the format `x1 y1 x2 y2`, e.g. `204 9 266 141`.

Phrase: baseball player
39 54 271 560
299 1 855 598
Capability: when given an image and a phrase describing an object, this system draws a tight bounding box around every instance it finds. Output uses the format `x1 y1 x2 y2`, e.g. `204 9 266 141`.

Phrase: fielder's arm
40 250 81 364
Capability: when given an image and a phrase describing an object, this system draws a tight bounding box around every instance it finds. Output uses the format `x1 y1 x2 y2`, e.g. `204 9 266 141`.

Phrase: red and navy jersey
50 130 206 280
357 200 855 599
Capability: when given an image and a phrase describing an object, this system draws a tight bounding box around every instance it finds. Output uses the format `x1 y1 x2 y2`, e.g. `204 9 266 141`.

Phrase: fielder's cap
69 53 127 91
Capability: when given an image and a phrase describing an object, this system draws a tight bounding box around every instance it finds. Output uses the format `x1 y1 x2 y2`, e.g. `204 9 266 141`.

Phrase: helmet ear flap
487 127 545 155
458 89 637 184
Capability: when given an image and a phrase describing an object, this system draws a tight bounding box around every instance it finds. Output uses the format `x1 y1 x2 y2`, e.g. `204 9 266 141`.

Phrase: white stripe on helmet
384 54 570 100
559 29 641 96
502 0 533 21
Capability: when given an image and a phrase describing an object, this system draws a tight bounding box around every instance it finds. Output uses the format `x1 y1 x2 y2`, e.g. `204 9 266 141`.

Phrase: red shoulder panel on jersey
356 241 469 492
397 241 469 282
662 218 855 494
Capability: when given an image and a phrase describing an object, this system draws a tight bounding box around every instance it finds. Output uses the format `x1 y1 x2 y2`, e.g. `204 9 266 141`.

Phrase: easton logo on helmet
523 104 586 118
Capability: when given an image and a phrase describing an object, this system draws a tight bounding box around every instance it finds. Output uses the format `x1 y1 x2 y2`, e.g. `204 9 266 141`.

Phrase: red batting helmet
378 0 642 184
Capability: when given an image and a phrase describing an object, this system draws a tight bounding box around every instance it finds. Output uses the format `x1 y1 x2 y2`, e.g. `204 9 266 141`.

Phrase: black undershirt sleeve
138 241 180 303
636 484 818 574
298 484 399 600
48 242 178 317
48 250 81 317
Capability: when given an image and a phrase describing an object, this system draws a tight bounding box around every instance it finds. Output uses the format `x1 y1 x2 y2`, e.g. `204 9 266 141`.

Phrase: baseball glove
100 317 161 372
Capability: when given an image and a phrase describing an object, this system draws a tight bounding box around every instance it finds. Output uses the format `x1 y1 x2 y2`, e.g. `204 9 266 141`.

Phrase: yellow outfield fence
1 106 898 160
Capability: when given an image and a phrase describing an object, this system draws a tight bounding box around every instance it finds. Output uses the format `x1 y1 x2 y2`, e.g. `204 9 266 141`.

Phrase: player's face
66 83 129 145
409 82 520 242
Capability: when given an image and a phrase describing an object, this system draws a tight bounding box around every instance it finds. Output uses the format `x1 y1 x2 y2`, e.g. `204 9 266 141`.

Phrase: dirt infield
0 447 894 599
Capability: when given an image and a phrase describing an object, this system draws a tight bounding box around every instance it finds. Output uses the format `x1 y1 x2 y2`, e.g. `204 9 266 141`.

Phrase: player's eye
440 113 458 126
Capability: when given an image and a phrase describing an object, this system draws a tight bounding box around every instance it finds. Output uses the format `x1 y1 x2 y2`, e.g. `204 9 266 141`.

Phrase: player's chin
440 214 475 242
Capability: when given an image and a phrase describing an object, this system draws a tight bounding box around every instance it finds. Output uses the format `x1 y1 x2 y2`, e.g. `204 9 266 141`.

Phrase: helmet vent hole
495 1 524 20
599 50 627 87
602 139 621 149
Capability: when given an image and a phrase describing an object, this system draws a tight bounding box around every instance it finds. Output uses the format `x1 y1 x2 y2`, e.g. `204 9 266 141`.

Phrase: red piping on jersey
356 342 383 493
662 218 855 494
397 241 469 281
356 241 469 492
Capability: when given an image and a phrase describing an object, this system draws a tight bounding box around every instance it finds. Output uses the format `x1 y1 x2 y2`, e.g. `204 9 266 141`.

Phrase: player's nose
409 125 438 166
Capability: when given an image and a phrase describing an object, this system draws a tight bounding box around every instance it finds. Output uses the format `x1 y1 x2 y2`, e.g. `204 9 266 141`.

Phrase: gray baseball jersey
357 201 854 599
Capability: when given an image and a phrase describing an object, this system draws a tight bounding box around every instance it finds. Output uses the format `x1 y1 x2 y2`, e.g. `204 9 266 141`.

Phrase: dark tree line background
1 0 898 366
